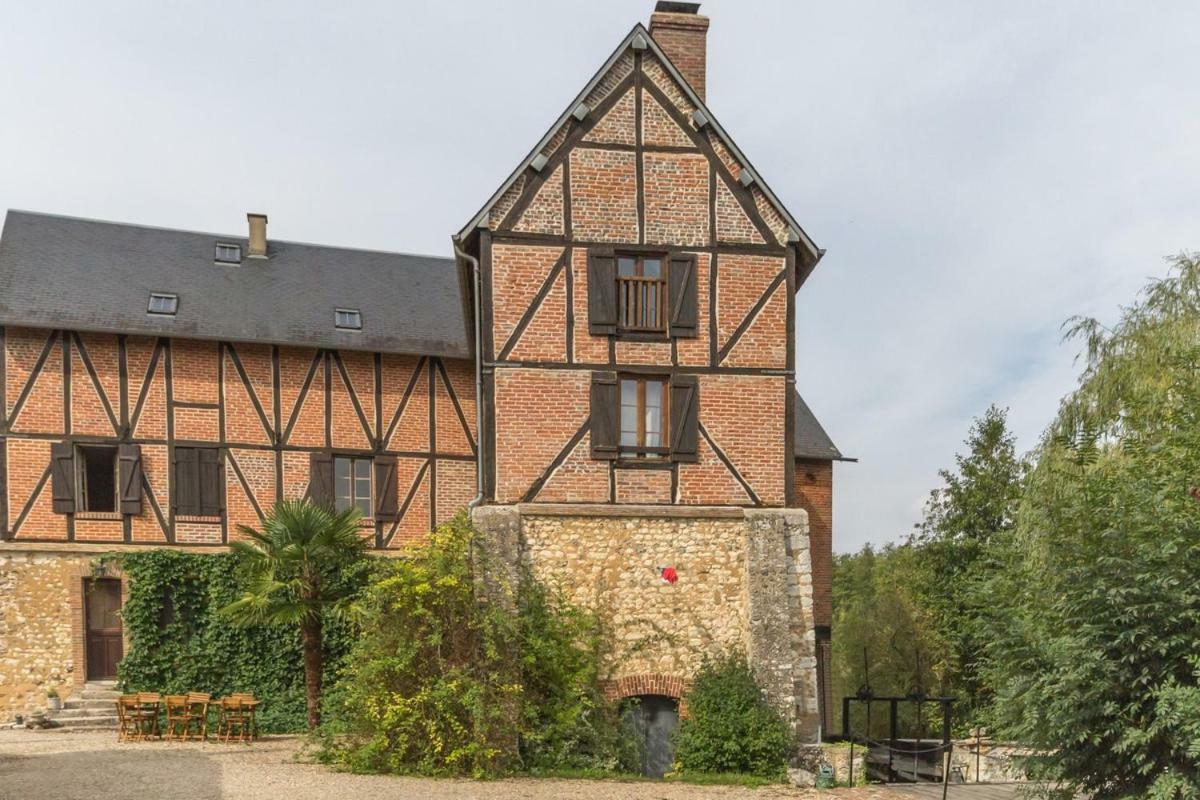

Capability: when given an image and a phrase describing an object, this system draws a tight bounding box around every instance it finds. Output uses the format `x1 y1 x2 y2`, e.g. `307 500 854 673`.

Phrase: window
335 308 362 330
76 445 117 513
619 376 668 458
616 254 666 333
587 250 696 339
147 292 178 316
174 447 222 516
215 243 242 264
334 456 372 517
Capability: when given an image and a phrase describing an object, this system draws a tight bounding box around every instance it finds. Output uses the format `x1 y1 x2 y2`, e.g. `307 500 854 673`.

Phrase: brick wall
1 326 475 550
481 41 798 509
794 457 834 733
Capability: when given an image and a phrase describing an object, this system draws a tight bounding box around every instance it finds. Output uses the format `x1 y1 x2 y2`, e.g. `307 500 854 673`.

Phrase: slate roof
0 210 471 358
794 391 848 461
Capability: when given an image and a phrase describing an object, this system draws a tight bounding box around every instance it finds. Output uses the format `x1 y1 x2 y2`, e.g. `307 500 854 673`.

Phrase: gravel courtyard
0 729 1026 800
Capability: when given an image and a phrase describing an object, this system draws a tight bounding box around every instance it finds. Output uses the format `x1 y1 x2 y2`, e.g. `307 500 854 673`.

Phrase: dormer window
215 243 242 264
335 308 362 330
148 292 178 316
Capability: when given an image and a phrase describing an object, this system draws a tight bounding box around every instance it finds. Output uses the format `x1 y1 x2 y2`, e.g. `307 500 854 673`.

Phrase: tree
982 254 1200 797
220 499 367 729
909 406 1026 721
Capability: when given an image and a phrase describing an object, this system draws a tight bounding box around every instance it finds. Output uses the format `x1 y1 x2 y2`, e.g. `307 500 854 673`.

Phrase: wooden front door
85 578 123 680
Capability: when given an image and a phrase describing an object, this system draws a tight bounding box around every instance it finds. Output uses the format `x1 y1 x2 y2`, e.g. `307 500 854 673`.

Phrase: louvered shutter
373 455 399 521
118 443 143 515
587 249 618 335
669 375 700 463
50 442 75 514
309 452 334 507
173 447 199 515
198 448 222 517
589 371 619 460
668 253 699 338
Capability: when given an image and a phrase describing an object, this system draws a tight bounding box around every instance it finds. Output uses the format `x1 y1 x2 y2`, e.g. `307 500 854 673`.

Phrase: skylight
335 308 362 330
148 292 179 316
215 243 242 264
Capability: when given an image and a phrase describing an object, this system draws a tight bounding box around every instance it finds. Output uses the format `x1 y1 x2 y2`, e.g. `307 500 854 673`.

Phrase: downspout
453 236 485 512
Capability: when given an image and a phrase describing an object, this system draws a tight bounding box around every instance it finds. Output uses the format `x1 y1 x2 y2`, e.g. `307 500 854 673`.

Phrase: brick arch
606 673 692 716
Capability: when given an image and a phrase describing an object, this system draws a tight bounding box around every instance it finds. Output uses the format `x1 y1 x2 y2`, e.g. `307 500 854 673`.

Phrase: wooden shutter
50 442 76 514
668 254 699 338
173 447 199 515
590 371 619 460
198 448 222 517
118 444 143 515
309 452 334 507
587 248 618 335
373 455 399 521
669 375 700 463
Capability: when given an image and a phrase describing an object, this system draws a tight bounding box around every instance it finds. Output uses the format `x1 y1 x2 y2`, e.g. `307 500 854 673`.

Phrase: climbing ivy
117 549 370 733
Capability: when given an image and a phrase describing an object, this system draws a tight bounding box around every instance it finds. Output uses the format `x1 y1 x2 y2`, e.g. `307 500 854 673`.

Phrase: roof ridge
4 209 453 263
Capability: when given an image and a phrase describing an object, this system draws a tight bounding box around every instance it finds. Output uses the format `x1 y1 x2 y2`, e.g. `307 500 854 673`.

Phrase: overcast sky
3 1 1198 552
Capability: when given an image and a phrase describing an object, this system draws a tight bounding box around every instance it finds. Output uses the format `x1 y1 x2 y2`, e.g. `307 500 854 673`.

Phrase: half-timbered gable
0 212 477 551
458 16 821 510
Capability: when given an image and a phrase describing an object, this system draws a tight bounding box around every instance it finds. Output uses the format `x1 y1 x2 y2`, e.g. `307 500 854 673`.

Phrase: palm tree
219 499 367 729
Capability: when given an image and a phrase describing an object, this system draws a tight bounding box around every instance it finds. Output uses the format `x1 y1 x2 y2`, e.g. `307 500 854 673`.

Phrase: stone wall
475 503 820 741
0 550 100 721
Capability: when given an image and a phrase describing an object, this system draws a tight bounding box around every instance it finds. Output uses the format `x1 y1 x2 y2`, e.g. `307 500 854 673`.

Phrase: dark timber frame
0 329 475 548
473 45 802 508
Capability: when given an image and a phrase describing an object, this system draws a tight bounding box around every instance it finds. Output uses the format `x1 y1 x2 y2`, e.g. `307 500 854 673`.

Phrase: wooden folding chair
184 692 211 741
134 692 161 739
116 694 140 742
164 695 189 741
231 693 260 740
217 697 254 744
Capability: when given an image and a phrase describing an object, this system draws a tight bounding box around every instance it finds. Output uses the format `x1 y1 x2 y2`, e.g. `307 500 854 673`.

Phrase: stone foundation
473 503 819 741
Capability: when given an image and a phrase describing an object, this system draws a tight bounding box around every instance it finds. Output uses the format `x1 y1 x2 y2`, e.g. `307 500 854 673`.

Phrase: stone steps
48 713 120 729
62 697 119 711
45 682 120 729
53 705 119 719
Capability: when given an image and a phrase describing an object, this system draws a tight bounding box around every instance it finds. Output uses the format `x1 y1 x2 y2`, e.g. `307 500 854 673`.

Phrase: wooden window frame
75 444 118 514
333 455 373 519
616 252 669 337
618 374 670 460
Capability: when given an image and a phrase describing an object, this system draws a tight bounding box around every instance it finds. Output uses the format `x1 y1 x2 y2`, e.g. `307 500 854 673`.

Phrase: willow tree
981 254 1200 798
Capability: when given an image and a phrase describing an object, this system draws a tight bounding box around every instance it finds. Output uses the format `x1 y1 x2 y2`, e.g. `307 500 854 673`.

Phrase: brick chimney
648 2 710 101
247 213 268 258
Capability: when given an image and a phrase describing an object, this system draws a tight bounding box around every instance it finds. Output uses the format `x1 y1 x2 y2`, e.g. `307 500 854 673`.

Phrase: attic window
215 243 242 264
147 293 179 316
335 308 362 330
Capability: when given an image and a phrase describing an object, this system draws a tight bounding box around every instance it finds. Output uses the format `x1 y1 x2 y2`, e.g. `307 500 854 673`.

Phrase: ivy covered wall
117 550 368 732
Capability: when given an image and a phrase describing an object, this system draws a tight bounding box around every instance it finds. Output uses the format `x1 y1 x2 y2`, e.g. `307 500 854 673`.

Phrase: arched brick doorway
608 674 690 778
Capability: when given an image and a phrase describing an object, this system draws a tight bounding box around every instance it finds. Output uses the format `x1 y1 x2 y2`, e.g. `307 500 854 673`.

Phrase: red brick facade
0 327 475 549
475 44 802 510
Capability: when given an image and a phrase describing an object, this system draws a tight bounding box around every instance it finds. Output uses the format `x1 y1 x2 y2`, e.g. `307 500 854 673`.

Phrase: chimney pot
649 2 709 101
247 213 268 258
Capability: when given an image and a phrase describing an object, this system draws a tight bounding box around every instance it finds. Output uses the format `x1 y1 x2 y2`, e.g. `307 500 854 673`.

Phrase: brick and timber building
0 2 848 754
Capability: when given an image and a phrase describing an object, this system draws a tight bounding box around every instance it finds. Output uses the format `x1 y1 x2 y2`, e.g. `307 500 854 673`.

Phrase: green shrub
673 654 792 778
116 549 370 732
319 512 629 777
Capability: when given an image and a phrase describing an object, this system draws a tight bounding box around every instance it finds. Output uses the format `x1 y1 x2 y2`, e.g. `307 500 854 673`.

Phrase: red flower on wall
660 566 678 585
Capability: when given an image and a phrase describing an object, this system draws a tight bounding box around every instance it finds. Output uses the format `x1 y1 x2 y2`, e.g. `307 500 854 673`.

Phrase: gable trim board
455 23 822 277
